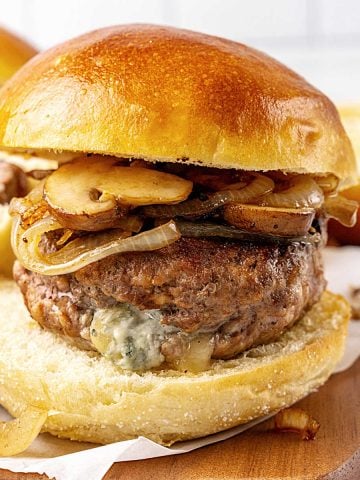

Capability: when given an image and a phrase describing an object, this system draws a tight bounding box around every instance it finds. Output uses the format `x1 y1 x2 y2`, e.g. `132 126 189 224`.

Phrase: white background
2 0 360 102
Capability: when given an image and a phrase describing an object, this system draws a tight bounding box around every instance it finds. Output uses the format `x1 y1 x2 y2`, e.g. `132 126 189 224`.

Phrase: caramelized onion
314 174 339 194
9 180 48 229
12 216 180 275
27 169 56 180
274 407 320 440
9 179 45 217
0 406 48 456
174 334 214 373
324 194 358 227
177 220 321 245
12 215 57 261
111 215 143 232
56 229 74 246
142 174 274 217
258 176 324 209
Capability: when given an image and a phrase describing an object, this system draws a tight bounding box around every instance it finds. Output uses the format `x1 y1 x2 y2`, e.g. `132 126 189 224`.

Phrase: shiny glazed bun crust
0 27 37 85
338 104 360 167
0 25 356 187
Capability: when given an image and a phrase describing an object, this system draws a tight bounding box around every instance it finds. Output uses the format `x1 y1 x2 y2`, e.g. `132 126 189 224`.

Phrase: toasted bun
338 104 360 167
328 105 360 244
0 27 37 85
0 25 356 187
0 277 349 445
0 207 14 277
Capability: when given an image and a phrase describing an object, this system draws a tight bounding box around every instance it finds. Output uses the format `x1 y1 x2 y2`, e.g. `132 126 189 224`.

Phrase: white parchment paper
0 246 359 480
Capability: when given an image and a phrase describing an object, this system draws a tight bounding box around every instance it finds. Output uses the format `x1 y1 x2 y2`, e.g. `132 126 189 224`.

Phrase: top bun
0 25 356 186
338 104 360 173
0 27 37 85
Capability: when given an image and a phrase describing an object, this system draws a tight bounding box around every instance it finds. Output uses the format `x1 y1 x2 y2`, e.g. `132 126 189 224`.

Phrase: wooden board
0 358 359 480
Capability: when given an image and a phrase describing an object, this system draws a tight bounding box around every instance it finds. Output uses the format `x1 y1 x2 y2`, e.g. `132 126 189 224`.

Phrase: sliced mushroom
224 204 315 237
44 156 193 231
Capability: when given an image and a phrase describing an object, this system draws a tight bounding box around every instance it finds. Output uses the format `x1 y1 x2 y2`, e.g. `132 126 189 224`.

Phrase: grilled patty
14 236 325 364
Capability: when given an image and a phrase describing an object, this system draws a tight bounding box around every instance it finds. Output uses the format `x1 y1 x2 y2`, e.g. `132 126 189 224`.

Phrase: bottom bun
0 277 350 445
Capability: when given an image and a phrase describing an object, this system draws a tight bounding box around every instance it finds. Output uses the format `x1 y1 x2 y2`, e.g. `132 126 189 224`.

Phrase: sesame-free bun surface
338 104 360 173
0 25 356 187
0 27 37 85
0 207 14 277
328 105 360 244
0 277 349 445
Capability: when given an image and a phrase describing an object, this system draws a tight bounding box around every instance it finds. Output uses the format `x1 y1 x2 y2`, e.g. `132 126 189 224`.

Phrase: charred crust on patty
14 235 325 365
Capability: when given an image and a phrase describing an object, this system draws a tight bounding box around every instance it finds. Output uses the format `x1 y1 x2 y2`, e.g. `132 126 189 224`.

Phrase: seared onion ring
258 176 324 209
314 174 339 194
12 216 180 275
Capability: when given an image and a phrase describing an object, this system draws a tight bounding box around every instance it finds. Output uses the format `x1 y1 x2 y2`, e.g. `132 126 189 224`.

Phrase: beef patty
14 236 325 364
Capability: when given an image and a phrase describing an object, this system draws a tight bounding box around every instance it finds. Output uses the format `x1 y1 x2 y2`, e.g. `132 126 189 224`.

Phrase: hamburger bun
0 26 37 85
338 105 360 161
0 152 58 278
328 184 360 245
0 25 356 448
329 105 360 244
0 25 356 187
0 207 14 276
0 277 350 445
0 28 36 277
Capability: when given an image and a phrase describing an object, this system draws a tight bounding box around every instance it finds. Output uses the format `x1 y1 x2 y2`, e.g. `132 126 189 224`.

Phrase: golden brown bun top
0 25 356 186
338 104 360 179
0 27 37 84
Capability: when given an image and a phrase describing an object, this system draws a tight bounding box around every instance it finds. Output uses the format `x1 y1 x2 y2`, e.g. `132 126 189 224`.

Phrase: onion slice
324 194 358 227
174 334 214 373
274 407 320 441
313 174 339 194
0 406 47 456
9 180 48 229
12 216 180 275
258 176 324 209
142 174 274 217
9 179 45 216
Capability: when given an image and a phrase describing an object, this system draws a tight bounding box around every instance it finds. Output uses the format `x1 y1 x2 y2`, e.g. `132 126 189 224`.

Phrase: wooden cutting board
0 358 359 480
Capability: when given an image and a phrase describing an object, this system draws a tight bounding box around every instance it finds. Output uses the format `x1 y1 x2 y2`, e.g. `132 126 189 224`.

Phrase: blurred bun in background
0 26 37 85
0 28 37 276
329 105 360 245
0 152 58 277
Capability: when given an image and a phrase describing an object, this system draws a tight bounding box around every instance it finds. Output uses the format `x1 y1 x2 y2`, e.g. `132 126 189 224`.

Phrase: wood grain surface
0 358 359 480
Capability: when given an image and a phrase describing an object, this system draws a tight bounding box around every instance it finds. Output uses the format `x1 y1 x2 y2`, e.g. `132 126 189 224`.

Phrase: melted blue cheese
90 304 174 371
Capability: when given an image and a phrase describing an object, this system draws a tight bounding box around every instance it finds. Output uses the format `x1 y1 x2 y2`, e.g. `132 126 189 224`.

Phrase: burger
0 25 357 448
329 105 360 245
0 26 37 86
0 27 37 277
